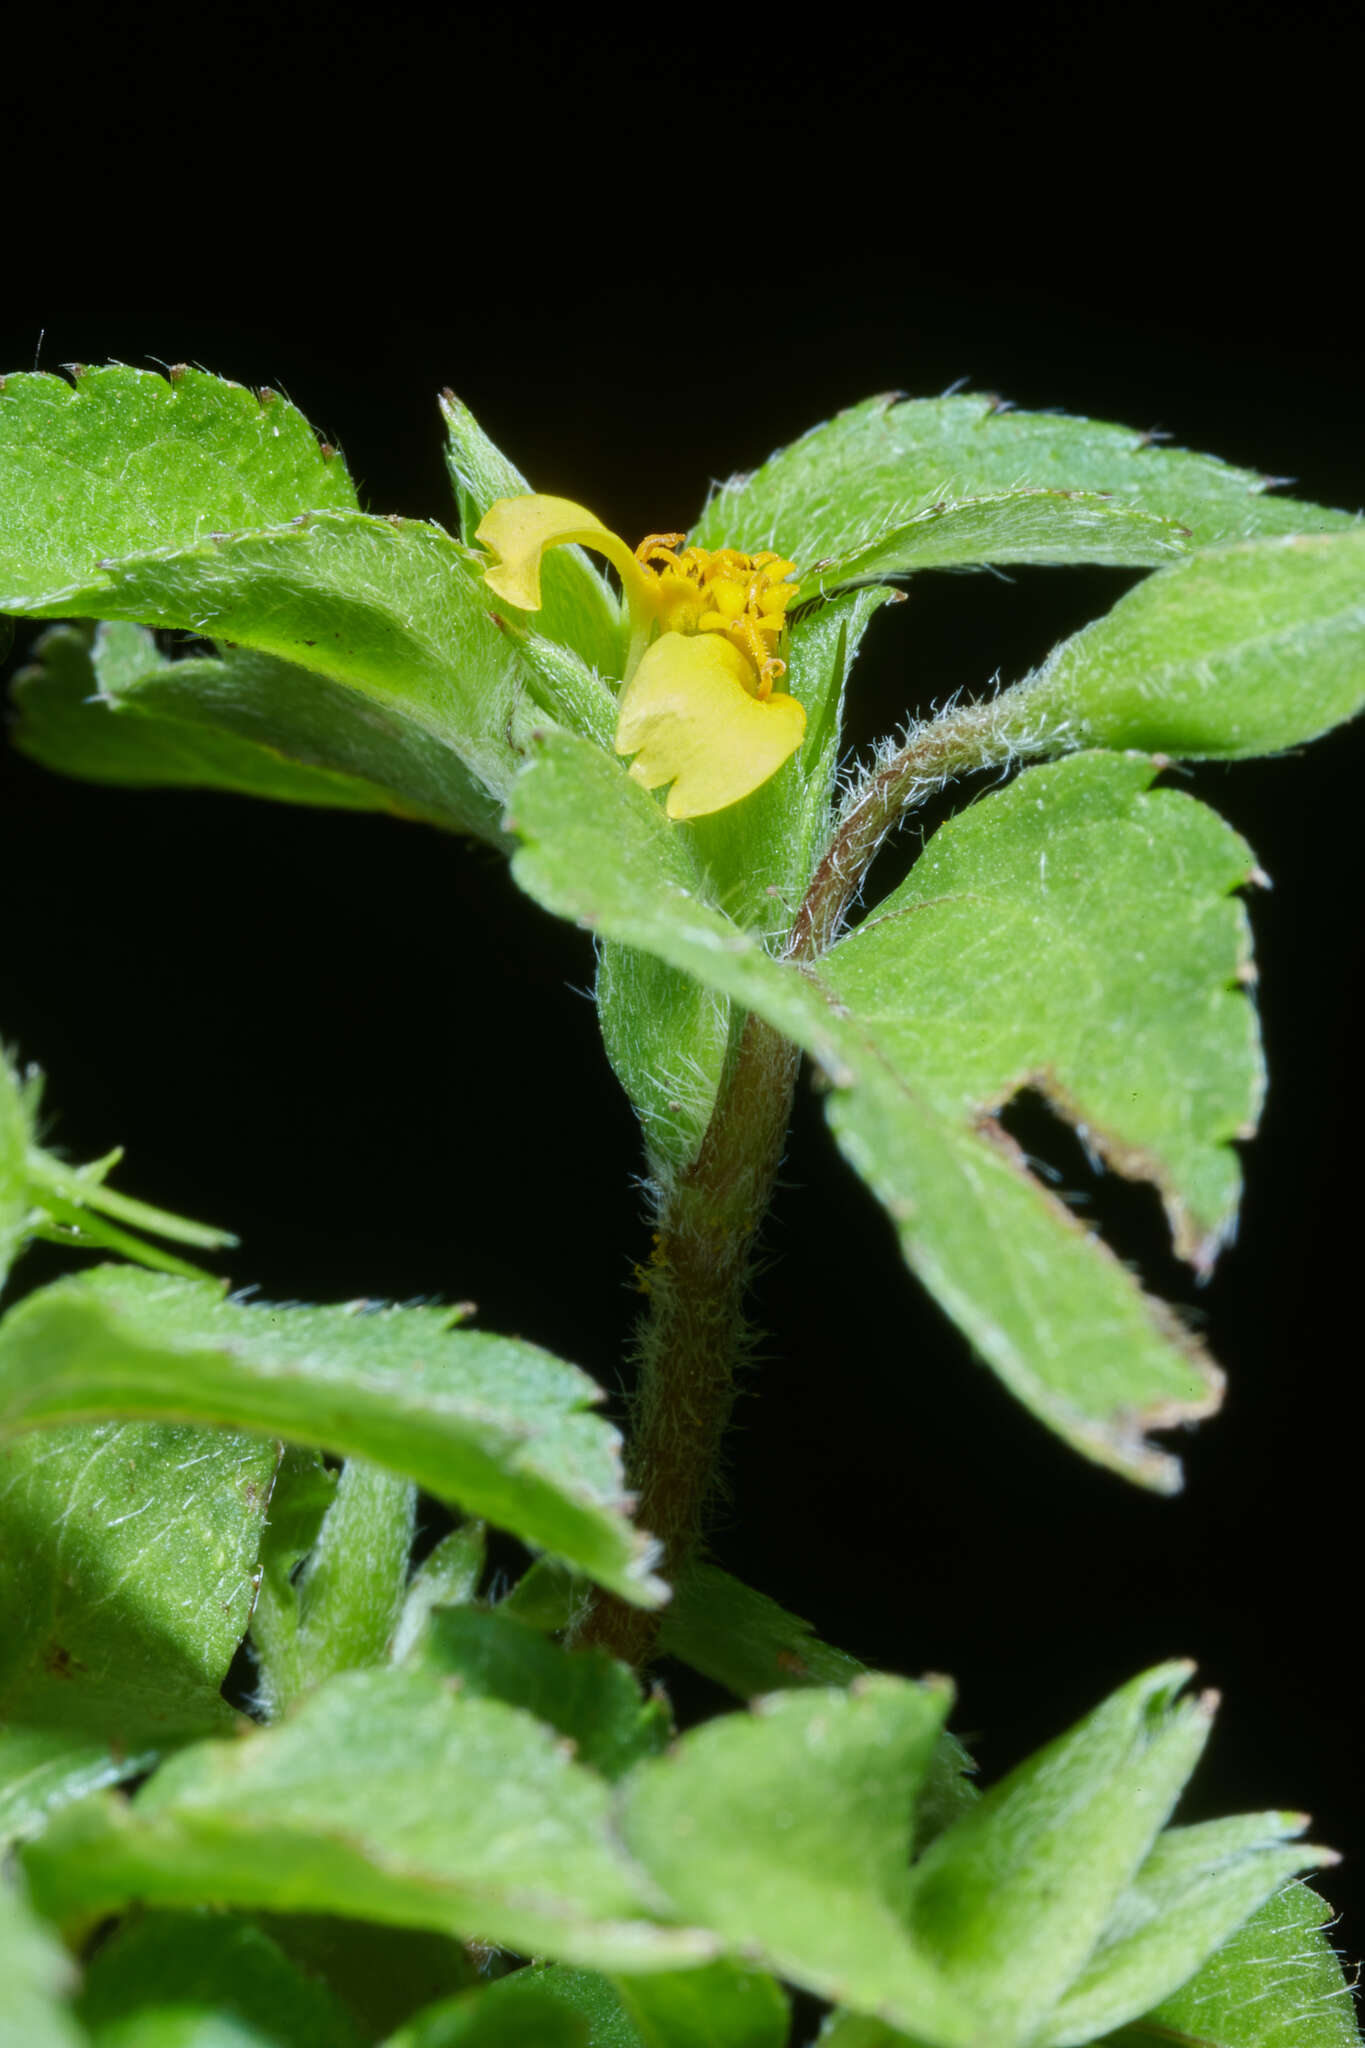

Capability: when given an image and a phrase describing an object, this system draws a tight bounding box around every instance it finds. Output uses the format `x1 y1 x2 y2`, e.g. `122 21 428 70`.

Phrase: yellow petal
475 493 655 619
615 632 807 821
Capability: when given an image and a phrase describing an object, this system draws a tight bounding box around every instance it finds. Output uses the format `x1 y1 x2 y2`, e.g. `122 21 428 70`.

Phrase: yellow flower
476 494 806 820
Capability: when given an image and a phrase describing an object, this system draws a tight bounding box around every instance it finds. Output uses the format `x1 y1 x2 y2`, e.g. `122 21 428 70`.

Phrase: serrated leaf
901 1664 1214 2045
413 1606 669 1780
11 623 501 839
0 1267 663 1607
23 1668 712 1971
506 729 1246 1487
0 365 357 603
1041 1814 1337 2045
1027 529 1365 759
621 1677 975 2043
822 751 1262 1269
691 393 1353 570
440 389 625 680
77 1910 365 2048
0 1413 277 1762
1104 1880 1362 2047
0 1874 86 2048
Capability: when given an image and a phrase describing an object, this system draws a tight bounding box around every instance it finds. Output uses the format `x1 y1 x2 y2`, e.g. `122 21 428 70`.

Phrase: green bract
1 363 1360 2046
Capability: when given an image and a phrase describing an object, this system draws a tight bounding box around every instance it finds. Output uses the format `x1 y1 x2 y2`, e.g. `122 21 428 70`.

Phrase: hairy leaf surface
1027 529 1365 759
0 1268 662 1607
621 1678 974 2042
12 624 502 840
0 366 357 603
508 730 1253 1486
690 394 1353 569
1103 1880 1361 2046
23 1668 711 1970
0 1414 275 1802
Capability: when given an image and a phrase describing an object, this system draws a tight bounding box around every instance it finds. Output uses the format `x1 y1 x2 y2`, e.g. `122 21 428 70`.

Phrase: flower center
633 535 800 699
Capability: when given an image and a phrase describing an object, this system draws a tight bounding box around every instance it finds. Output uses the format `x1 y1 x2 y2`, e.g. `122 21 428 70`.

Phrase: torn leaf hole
996 1087 1205 1320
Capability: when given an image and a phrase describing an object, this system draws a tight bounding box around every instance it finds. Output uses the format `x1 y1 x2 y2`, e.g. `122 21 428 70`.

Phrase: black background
4 0 1363 1956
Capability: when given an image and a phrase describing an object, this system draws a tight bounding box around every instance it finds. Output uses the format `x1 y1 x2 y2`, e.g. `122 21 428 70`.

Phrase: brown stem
581 1013 800 1665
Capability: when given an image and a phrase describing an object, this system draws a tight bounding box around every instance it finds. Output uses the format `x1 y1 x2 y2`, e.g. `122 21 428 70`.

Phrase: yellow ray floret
476 493 806 819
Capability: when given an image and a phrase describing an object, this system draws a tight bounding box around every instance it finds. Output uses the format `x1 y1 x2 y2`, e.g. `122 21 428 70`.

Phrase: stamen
632 535 801 692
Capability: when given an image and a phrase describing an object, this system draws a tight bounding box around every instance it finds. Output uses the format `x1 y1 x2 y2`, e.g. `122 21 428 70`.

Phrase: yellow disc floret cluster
633 535 801 697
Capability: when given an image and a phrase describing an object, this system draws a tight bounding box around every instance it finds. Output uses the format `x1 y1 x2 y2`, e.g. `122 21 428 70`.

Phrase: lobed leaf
0 365 357 605
821 751 1263 1271
1026 528 1365 760
11 623 501 839
507 729 1253 1487
22 1667 712 1971
0 1267 663 1607
77 1910 364 2048
690 393 1354 571
620 1677 975 2042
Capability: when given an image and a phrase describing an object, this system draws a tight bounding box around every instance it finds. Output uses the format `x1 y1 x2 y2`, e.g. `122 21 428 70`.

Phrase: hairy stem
586 680 1064 1664
786 677 1061 960
582 1013 800 1664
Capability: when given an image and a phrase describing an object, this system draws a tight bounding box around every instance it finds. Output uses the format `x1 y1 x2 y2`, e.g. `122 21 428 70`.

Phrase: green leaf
0 1414 277 1760
901 1664 1215 2045
11 624 501 839
0 365 357 603
621 1677 976 2043
823 749 1261 1270
611 1962 791 2048
412 1606 669 1779
268 1458 417 1701
77 1910 365 2048
0 1268 663 1608
1 1047 31 1297
246 1448 338 1716
0 1874 86 2048
442 1960 788 2048
656 1562 975 1845
506 730 1249 1487
1026 530 1365 759
1104 1880 1362 2046
690 393 1353 569
657 1559 864 1695
1041 1814 1338 2045
382 1977 589 2047
391 1523 487 1665
258 1916 476 2043
440 389 625 681
23 1668 713 1971
1 1725 150 1851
